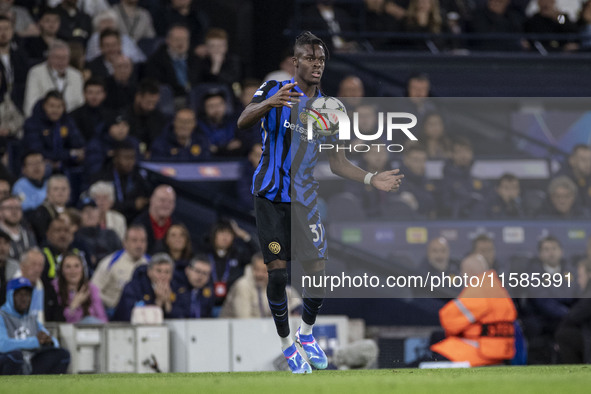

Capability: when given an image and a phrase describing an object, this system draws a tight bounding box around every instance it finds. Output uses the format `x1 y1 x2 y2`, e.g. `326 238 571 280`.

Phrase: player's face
294 44 325 86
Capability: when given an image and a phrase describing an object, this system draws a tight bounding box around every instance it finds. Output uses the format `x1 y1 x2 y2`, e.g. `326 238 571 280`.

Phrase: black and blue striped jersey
250 78 337 207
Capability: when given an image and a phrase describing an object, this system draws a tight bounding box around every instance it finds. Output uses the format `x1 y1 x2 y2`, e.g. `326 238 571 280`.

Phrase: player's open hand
371 169 404 192
266 82 303 108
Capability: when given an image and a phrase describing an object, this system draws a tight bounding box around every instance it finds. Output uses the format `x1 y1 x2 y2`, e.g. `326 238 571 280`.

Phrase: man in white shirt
91 225 148 317
23 40 84 117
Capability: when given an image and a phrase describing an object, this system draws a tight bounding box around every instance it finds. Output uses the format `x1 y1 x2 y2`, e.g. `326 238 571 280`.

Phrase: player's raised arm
327 148 404 192
237 83 303 129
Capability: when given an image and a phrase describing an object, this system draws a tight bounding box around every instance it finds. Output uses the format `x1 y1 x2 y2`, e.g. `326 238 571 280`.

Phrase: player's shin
267 268 291 346
301 269 326 334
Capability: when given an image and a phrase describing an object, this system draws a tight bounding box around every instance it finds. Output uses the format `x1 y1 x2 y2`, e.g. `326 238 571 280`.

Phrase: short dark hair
209 219 235 248
41 8 61 19
472 234 493 251
452 136 473 150
84 77 105 91
538 235 562 252
190 254 211 268
43 90 64 104
242 78 262 91
497 173 518 186
136 79 160 96
20 150 43 167
294 31 329 60
403 143 426 157
0 15 12 26
100 28 120 45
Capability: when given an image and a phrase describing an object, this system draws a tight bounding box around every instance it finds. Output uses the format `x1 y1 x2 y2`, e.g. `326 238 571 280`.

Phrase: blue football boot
295 327 328 370
283 343 312 374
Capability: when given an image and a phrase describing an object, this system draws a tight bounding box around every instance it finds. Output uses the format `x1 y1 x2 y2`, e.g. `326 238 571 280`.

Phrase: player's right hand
266 82 303 108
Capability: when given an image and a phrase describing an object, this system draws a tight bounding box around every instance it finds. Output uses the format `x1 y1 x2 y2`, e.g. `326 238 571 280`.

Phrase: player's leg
293 203 328 369
255 197 311 373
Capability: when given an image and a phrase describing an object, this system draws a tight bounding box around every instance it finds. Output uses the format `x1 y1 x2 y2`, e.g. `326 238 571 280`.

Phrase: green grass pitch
1 366 590 394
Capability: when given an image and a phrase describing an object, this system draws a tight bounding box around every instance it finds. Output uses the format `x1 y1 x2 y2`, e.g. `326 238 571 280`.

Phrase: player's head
293 31 328 86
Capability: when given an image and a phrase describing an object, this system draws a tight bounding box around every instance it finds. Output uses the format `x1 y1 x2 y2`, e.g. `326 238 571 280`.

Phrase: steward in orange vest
431 254 517 367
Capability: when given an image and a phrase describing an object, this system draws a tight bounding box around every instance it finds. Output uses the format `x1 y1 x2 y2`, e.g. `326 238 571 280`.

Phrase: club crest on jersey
268 242 281 254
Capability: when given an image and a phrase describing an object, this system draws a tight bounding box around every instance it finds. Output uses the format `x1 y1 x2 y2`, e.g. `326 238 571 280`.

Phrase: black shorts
254 196 327 264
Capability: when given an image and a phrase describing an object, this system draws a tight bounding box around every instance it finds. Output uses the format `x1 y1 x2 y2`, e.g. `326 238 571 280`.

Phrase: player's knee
267 259 287 270
267 268 288 301
302 259 325 274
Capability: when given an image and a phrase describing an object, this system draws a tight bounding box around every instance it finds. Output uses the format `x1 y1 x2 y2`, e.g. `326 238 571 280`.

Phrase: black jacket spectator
0 44 30 111
144 43 201 97
150 123 210 162
69 103 114 143
155 2 208 48
56 2 92 45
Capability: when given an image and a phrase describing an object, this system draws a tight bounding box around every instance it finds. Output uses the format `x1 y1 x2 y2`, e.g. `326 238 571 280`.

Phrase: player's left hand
371 169 404 192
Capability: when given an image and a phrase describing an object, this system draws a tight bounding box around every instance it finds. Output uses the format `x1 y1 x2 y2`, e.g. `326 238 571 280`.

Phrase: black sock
267 268 290 337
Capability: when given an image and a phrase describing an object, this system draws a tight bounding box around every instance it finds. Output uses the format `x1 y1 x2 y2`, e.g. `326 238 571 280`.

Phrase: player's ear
292 56 298 67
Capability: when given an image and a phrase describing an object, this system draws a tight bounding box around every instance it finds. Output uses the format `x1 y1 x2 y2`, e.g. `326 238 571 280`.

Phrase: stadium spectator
536 175 590 219
523 235 577 364
363 0 402 50
52 252 107 323
0 15 29 112
158 223 192 273
404 73 436 118
124 78 168 153
0 229 18 305
525 0 579 51
555 144 591 208
87 29 123 79
346 144 392 218
337 75 365 108
85 10 146 64
85 114 139 178
469 0 524 51
145 24 201 98
103 55 137 110
0 277 70 375
91 224 148 317
23 40 84 117
401 0 447 50
133 185 182 255
0 75 24 144
155 0 208 49
475 173 525 219
173 254 214 318
113 0 156 42
236 142 262 211
439 137 485 218
0 0 39 37
199 90 241 156
263 49 294 82
26 174 70 244
93 140 150 222
420 112 451 159
299 0 358 51
0 195 36 261
113 252 183 321
47 0 111 18
429 254 517 366
12 151 47 212
555 257 591 363
24 8 60 62
14 248 46 322
55 0 92 45
196 28 242 88
221 252 302 318
418 237 460 277
69 77 112 142
470 233 506 274
579 0 591 50
203 219 258 309
88 181 126 241
151 108 210 162
399 143 436 218
75 197 122 271
22 90 85 173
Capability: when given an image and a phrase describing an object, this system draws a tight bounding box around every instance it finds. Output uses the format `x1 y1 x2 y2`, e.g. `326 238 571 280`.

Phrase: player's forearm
237 101 272 129
329 152 367 183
